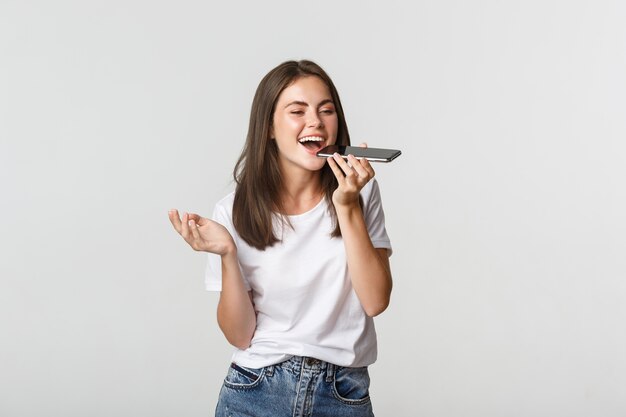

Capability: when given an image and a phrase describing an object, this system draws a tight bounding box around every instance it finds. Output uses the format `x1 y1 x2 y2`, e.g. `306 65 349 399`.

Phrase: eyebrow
284 99 334 109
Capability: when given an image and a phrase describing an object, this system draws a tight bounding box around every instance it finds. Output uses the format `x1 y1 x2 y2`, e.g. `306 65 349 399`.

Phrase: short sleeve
363 179 393 255
204 198 251 292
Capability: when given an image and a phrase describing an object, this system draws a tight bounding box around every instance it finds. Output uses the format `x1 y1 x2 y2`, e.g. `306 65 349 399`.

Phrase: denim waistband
273 356 337 378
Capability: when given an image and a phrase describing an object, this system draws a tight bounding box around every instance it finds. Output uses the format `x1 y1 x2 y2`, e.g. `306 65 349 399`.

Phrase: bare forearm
337 203 392 317
216 250 256 349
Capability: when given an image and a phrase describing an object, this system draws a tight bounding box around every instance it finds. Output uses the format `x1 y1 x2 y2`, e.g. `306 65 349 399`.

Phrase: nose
307 113 324 128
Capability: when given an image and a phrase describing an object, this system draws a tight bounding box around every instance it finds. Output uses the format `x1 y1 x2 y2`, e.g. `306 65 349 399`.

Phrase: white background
1 1 625 416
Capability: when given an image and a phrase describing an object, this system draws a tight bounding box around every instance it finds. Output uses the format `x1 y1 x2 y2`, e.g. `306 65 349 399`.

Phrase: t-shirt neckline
282 196 326 221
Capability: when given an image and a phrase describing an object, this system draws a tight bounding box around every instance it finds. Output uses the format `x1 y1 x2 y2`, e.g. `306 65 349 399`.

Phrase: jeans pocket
332 366 372 405
223 363 265 390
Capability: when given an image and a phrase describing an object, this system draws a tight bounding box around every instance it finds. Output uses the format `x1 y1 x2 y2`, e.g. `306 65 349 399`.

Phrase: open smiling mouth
298 136 326 152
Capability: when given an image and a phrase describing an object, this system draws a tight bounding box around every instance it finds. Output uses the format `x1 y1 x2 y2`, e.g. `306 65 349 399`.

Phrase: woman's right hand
168 209 236 256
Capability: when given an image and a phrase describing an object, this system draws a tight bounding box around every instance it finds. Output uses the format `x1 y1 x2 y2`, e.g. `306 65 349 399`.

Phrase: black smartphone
316 145 402 163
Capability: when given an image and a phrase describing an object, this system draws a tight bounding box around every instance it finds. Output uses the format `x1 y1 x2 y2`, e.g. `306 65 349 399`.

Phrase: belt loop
265 364 275 377
325 362 335 382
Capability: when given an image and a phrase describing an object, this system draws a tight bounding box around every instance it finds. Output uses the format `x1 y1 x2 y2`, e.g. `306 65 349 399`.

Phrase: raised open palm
168 209 235 255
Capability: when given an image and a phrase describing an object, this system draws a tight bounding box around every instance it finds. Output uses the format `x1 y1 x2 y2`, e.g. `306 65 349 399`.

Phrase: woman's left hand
327 143 375 208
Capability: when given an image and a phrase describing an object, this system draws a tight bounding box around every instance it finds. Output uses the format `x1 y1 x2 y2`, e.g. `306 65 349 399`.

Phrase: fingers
188 218 201 241
180 211 190 239
168 209 182 233
359 154 376 178
347 154 369 178
330 153 358 181
331 153 373 181
169 209 212 251
175 211 202 251
326 155 346 183
187 212 208 226
187 213 201 221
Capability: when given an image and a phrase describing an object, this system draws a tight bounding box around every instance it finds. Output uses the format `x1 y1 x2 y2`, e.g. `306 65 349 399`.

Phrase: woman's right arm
168 209 256 350
216 248 256 349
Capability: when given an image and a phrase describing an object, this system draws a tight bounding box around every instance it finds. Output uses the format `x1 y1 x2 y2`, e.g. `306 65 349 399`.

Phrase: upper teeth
299 136 324 143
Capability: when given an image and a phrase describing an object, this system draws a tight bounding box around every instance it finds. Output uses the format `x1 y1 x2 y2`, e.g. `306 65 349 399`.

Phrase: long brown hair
232 60 352 250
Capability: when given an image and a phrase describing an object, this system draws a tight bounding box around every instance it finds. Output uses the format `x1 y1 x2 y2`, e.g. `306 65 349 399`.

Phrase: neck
279 168 324 215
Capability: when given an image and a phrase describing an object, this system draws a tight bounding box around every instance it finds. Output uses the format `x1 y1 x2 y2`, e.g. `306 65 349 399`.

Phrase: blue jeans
215 356 375 417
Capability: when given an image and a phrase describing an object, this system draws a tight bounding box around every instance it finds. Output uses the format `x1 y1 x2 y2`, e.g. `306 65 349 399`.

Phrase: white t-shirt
205 179 392 368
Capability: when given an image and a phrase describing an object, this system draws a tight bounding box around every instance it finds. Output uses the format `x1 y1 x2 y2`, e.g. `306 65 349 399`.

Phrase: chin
303 159 327 172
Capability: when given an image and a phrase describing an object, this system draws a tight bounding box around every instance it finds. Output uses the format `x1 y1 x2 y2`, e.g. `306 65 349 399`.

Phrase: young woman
168 60 393 417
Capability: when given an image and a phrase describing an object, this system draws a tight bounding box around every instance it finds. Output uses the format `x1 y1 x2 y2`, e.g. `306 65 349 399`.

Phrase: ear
269 125 275 140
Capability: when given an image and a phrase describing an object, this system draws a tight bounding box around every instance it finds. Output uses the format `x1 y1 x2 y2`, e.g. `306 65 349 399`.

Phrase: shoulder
215 190 236 209
212 191 236 220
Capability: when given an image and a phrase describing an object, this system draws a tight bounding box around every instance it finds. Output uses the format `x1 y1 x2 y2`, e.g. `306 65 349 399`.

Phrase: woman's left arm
327 153 393 317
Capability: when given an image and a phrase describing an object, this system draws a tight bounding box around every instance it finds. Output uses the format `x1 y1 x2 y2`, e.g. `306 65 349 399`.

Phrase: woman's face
271 76 338 176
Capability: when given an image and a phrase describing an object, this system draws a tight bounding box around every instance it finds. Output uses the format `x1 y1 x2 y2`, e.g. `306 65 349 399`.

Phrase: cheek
326 116 339 135
274 115 304 137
